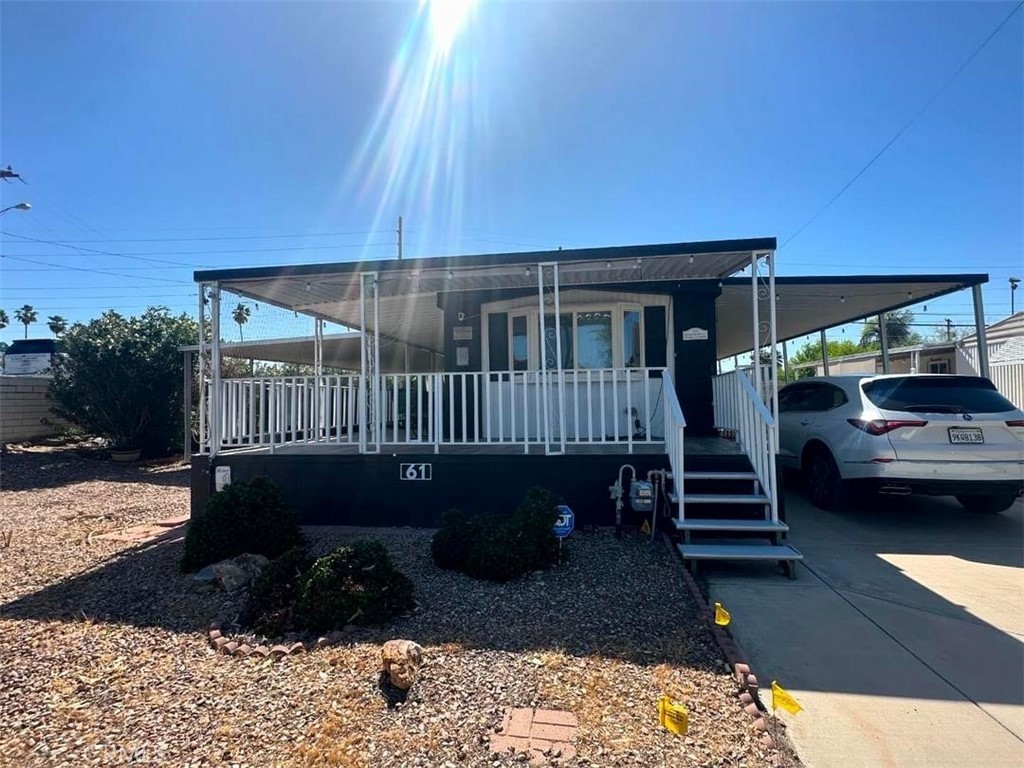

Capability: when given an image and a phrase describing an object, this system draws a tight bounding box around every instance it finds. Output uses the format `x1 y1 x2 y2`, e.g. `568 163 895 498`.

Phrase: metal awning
715 274 988 358
195 238 775 353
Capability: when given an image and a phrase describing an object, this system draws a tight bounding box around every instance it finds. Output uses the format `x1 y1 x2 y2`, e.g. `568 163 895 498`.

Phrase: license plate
948 427 984 444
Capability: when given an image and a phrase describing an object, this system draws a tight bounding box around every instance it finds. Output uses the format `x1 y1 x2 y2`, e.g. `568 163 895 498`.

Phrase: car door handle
799 420 811 426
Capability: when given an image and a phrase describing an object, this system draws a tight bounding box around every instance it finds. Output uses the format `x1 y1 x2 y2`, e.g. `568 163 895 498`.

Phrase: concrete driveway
704 489 1024 768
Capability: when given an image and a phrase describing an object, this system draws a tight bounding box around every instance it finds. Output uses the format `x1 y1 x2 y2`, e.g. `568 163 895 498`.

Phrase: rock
381 639 424 690
192 565 217 584
233 553 270 577
213 563 250 592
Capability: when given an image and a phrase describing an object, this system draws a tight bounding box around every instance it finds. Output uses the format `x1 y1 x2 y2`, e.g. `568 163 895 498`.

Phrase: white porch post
768 251 779 416
552 262 566 454
197 286 208 454
782 341 789 384
750 252 762 398
972 284 990 378
537 262 549 452
210 282 222 458
820 330 830 375
879 312 891 374
373 274 381 447
358 275 367 453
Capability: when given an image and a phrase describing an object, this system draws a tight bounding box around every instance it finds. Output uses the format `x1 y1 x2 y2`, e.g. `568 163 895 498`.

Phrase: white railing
712 369 778 522
202 368 668 454
661 369 686 518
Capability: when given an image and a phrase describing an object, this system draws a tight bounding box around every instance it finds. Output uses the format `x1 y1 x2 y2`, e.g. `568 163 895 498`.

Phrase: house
792 312 1024 408
187 237 989 571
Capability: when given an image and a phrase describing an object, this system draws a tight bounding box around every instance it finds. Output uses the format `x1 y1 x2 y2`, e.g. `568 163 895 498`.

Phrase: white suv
778 375 1024 513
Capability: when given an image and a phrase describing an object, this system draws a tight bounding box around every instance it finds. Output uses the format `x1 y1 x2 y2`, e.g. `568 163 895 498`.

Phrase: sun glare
425 0 476 56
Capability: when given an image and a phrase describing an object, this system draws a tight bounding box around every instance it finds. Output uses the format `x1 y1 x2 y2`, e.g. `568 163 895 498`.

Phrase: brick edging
661 535 775 749
206 622 348 658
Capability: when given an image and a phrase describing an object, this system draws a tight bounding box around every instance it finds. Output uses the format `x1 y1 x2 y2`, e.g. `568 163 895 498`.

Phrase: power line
6 228 394 244
0 254 193 284
782 1 1024 248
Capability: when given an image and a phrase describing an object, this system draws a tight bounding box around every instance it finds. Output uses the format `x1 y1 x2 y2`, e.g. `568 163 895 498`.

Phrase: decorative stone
381 639 423 690
212 563 250 592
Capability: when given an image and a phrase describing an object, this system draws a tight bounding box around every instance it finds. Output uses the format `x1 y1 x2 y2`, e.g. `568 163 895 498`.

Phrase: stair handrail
732 369 779 522
661 369 686 519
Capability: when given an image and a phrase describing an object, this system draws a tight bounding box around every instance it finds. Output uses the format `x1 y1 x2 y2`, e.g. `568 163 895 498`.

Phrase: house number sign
400 463 432 481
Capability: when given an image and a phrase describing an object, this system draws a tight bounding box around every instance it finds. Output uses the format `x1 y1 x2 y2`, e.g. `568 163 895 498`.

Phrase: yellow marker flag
771 681 803 715
658 695 689 736
641 519 651 535
714 602 731 626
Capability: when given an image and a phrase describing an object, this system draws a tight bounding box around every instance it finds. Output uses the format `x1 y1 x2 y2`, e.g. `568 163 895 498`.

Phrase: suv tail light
847 418 928 436
1006 420 1024 427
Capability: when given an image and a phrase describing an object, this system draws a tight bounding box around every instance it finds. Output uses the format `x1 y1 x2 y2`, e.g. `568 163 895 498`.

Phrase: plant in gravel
435 486 563 582
48 307 197 456
180 476 303 573
295 540 415 630
240 546 313 637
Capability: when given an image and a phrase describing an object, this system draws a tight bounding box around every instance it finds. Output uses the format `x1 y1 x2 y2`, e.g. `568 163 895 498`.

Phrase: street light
1011 277 1020 315
0 202 31 215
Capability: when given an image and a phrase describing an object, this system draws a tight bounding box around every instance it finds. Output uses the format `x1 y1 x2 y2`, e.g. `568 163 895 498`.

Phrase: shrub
240 546 313 637
48 308 197 456
434 486 563 582
430 508 479 571
295 540 415 631
180 477 303 572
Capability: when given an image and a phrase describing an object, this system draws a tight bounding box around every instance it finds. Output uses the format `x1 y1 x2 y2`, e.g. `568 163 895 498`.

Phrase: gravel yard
1 443 798 767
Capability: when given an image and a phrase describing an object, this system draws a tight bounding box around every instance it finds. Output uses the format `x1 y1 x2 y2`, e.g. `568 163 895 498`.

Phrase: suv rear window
862 376 1016 414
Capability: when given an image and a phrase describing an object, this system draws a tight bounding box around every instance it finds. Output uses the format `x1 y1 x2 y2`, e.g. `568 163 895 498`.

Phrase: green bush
433 486 563 582
180 477 303 573
430 508 479 571
240 546 313 637
295 540 415 631
48 308 197 456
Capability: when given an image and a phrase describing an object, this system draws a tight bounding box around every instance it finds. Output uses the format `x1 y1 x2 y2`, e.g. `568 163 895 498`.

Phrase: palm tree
860 309 915 348
0 309 8 331
47 315 68 337
232 303 251 341
14 305 37 339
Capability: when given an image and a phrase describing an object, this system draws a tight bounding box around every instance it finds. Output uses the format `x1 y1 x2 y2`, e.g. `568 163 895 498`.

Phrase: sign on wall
453 326 474 341
456 346 470 366
214 465 232 492
400 462 432 481
682 327 709 341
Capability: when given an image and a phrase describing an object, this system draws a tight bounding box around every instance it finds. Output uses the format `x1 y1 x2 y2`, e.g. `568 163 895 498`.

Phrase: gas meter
629 479 655 513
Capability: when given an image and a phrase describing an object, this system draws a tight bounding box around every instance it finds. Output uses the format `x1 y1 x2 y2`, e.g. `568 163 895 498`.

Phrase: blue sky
1 1 1021 349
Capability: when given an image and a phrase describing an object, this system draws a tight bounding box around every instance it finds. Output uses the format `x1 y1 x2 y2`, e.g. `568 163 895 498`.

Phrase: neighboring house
187 237 988 570
793 312 1024 408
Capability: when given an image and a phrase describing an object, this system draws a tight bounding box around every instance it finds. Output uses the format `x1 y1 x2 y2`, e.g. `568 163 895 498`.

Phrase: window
543 313 574 369
511 315 528 371
623 310 642 368
862 376 1015 414
498 302 656 370
576 311 612 368
928 360 949 374
779 383 847 413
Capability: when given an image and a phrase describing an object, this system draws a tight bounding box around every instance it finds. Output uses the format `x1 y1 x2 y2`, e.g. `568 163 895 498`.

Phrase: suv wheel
806 448 846 511
956 494 1018 514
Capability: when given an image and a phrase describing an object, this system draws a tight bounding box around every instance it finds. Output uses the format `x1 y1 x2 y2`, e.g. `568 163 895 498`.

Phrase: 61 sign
400 463 432 481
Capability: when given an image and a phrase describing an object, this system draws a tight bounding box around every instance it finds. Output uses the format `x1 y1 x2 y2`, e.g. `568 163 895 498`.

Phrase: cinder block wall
0 376 68 442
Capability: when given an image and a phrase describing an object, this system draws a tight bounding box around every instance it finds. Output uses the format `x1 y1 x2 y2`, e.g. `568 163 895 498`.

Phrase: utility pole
1010 277 1020 315
397 216 404 260
945 318 953 342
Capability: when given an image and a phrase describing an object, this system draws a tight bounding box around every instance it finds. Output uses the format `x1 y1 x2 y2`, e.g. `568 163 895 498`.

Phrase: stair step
683 471 759 481
677 542 803 562
671 518 788 533
683 493 770 505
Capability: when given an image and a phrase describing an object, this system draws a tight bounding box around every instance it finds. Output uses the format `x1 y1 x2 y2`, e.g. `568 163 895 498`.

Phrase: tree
14 304 37 339
788 339 866 380
860 309 921 348
49 308 197 456
232 303 251 342
47 315 68 337
0 308 8 331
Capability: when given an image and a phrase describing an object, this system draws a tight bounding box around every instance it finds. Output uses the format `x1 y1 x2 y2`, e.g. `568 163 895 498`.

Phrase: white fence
203 368 669 454
711 369 778 522
956 343 1024 410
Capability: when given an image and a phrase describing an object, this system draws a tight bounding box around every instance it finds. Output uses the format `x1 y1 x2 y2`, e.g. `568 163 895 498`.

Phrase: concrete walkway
704 491 1024 768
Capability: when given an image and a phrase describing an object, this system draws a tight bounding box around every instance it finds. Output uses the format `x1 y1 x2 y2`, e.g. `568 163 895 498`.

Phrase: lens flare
340 0 483 267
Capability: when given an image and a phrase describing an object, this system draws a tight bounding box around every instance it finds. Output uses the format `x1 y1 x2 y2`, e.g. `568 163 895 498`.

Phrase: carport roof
716 274 988 358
